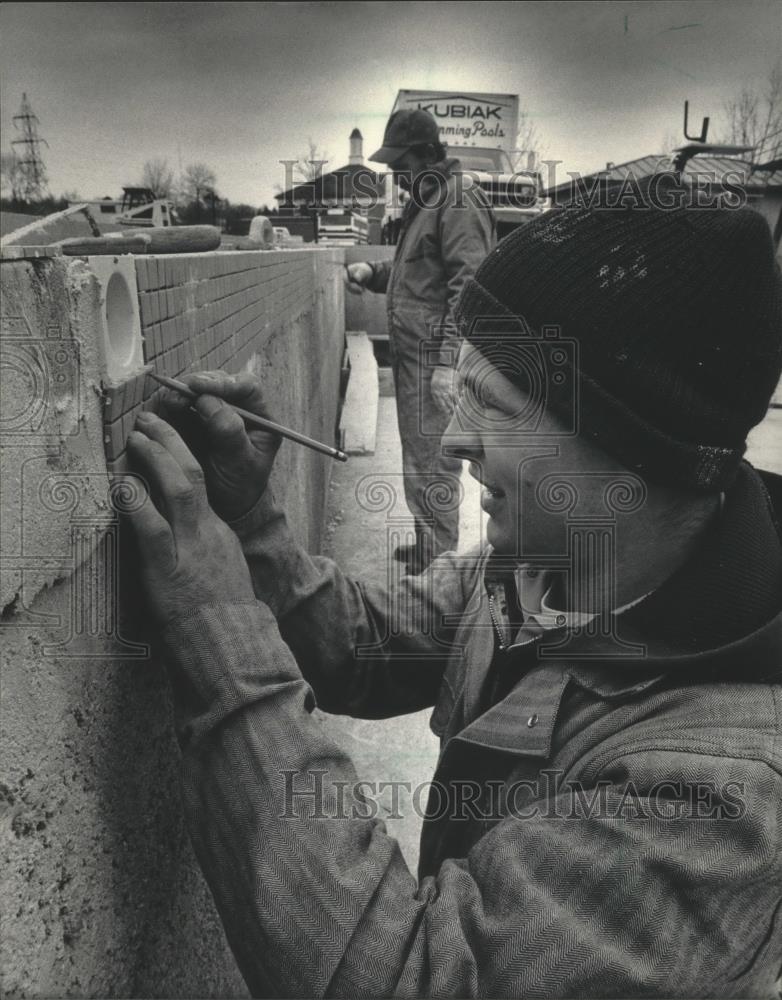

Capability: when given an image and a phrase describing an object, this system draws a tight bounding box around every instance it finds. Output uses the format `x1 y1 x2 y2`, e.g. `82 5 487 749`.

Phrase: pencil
148 372 349 463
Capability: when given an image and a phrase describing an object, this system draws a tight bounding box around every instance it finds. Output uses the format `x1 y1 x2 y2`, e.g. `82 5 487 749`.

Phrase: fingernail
136 411 154 423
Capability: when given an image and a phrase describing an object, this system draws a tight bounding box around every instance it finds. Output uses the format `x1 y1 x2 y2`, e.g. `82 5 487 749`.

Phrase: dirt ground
317 386 782 873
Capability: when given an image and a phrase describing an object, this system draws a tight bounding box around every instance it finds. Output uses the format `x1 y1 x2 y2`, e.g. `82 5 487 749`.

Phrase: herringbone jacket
163 463 782 998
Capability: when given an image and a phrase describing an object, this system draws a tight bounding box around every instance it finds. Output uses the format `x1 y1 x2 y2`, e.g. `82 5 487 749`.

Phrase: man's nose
441 409 483 461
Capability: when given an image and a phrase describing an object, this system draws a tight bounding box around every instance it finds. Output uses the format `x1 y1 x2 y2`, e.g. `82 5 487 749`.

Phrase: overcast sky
1 1 779 207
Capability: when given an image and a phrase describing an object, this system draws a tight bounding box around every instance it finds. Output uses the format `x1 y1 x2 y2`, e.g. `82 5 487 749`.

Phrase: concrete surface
0 205 97 248
747 405 782 475
0 257 112 613
0 212 45 238
1 246 347 998
339 332 378 454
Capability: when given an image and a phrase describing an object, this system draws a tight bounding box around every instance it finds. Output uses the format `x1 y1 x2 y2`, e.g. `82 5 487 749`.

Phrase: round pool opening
105 271 136 370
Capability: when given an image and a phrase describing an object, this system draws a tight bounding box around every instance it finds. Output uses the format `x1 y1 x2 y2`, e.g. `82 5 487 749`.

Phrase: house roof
275 161 384 204
751 160 782 187
545 154 780 200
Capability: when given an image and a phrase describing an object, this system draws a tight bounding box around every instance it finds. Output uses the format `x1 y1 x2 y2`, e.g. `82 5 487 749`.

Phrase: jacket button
527 714 539 728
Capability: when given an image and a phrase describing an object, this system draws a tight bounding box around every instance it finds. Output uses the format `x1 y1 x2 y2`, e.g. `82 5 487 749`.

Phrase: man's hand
156 371 281 522
344 262 373 295
430 366 456 414
125 413 255 627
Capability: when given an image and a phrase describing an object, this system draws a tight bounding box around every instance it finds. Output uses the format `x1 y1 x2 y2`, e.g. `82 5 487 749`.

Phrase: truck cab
450 147 544 238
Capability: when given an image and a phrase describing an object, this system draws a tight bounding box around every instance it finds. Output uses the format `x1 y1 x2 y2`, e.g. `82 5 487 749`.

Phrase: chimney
349 128 363 166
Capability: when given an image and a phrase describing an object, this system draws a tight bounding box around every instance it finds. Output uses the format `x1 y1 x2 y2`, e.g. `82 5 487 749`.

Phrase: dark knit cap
454 188 782 490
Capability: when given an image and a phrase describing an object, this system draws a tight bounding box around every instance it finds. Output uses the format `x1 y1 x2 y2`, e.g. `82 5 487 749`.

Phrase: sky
1 0 780 207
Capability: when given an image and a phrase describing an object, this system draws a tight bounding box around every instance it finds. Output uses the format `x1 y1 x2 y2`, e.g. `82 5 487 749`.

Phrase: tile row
134 252 312 293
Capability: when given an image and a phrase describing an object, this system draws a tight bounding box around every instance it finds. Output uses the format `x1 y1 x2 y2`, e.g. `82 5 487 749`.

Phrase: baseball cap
369 109 441 164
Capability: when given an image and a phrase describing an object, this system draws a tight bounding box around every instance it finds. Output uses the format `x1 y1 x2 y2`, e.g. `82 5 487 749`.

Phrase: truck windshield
450 147 513 173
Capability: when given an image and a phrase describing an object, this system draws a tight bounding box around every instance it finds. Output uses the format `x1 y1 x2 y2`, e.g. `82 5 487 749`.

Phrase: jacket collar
602 462 782 675
401 158 461 221
502 462 782 677
450 463 782 755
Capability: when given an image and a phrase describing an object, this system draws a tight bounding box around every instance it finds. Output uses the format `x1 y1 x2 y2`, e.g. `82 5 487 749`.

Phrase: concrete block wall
0 245 346 997
94 248 342 549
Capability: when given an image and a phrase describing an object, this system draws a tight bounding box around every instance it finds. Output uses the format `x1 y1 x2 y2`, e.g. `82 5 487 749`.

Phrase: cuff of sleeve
162 602 310 745
227 490 281 542
366 261 385 293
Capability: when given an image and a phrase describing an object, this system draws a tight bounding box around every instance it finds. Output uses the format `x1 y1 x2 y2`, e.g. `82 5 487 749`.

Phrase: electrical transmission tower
12 93 49 202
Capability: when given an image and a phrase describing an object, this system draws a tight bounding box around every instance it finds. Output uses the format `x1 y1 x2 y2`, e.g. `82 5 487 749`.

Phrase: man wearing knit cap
346 108 496 574
128 182 782 997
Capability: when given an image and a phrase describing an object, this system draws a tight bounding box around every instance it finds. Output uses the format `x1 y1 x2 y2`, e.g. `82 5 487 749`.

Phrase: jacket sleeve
436 187 496 367
366 258 392 294
161 608 782 998
226 491 476 719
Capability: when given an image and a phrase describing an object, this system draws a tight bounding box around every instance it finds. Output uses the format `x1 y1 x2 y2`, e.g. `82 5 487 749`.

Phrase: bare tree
274 139 330 202
141 158 175 198
719 60 782 165
181 162 218 203
510 111 546 171
1 151 25 199
294 138 330 182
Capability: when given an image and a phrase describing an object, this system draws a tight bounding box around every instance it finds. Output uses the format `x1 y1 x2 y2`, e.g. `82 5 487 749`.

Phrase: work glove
343 262 373 295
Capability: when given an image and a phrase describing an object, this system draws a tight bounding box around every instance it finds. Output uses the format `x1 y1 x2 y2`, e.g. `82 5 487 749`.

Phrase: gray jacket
368 158 496 366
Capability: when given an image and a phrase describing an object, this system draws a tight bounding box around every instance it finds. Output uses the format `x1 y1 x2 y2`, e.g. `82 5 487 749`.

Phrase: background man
346 108 496 573
127 192 782 997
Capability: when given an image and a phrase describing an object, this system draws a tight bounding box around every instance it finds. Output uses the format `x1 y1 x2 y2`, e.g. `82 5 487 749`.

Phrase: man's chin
485 520 518 557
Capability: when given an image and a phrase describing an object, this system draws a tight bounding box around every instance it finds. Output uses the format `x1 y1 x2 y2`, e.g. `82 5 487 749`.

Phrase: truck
388 90 545 238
